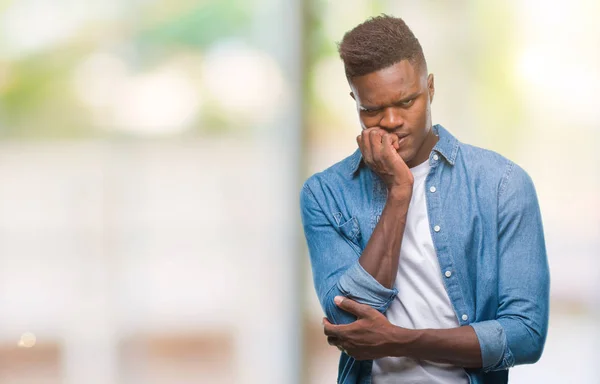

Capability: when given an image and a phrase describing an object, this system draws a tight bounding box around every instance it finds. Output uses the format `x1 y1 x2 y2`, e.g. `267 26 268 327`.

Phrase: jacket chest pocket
333 212 361 244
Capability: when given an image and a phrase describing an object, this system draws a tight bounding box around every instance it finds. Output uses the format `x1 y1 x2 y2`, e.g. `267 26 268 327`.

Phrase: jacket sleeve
300 182 398 324
470 163 550 371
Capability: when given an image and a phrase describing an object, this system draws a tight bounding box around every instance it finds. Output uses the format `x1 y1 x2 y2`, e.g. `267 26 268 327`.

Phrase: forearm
301 182 401 325
358 189 410 289
392 325 482 368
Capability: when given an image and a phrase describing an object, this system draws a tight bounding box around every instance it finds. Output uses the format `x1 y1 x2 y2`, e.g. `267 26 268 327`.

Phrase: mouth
396 134 409 146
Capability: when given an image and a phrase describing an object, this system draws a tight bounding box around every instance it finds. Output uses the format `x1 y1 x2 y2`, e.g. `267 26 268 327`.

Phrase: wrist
387 186 412 202
389 327 422 358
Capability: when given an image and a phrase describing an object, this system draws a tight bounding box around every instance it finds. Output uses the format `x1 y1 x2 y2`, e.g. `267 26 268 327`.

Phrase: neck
406 127 438 168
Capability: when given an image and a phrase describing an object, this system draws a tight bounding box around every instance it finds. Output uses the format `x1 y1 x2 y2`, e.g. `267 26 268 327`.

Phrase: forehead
350 60 426 104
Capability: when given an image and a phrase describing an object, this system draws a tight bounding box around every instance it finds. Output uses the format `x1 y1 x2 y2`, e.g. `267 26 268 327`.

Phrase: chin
398 149 415 164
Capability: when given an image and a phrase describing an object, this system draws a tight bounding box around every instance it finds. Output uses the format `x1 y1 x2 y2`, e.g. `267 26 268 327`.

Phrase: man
299 15 549 384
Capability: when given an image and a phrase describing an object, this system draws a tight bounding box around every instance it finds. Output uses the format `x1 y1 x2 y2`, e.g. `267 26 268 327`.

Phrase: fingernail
334 296 343 305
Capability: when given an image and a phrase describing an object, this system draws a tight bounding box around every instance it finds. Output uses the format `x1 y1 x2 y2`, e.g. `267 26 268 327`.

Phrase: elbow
321 286 356 325
479 316 547 371
528 349 543 365
522 316 548 365
317 262 399 324
510 324 547 366
323 289 341 322
520 333 545 365
320 282 395 325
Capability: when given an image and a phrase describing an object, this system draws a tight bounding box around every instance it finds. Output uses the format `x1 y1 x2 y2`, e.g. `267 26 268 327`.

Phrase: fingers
369 129 384 164
381 133 399 160
322 318 350 357
357 128 385 166
380 133 391 153
361 129 373 165
356 134 365 162
394 140 400 151
323 318 340 337
334 296 374 318
328 336 348 356
390 134 400 151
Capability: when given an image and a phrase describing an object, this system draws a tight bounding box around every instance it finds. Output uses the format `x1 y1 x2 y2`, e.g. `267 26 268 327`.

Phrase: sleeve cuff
470 319 512 371
337 262 398 312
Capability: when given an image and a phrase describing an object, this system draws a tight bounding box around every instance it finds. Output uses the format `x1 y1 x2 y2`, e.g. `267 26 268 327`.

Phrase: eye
400 99 415 107
361 107 380 115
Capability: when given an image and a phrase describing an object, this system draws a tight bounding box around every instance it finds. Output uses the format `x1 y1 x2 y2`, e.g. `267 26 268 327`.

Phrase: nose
379 107 404 130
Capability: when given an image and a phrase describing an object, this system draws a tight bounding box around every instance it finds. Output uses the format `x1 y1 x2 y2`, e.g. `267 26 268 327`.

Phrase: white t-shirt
371 159 469 384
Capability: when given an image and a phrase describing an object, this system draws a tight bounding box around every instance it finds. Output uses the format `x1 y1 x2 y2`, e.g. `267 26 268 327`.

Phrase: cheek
406 106 429 132
360 115 380 128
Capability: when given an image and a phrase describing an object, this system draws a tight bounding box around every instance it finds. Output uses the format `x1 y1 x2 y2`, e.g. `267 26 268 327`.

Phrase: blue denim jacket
300 125 549 384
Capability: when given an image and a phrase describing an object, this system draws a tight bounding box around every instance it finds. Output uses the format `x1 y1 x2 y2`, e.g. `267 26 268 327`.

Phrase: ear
350 91 355 100
427 73 435 103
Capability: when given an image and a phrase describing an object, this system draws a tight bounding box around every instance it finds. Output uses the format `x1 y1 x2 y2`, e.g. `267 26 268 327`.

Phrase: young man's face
349 60 436 168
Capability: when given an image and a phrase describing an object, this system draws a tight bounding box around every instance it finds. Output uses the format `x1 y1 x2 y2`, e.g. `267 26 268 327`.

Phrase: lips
397 134 409 146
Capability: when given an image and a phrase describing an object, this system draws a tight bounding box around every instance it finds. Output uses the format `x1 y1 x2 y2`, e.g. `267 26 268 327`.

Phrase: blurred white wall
0 138 300 384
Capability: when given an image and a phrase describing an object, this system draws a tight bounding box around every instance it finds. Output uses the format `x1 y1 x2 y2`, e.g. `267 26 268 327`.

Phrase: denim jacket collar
349 124 459 177
432 124 459 166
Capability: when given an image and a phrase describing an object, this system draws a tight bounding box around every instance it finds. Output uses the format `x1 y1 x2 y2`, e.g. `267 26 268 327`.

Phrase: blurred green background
0 0 598 383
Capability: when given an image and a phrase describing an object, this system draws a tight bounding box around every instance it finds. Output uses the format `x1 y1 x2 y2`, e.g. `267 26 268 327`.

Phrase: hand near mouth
357 128 414 195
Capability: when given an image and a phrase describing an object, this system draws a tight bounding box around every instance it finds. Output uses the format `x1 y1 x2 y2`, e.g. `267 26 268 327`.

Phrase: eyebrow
360 91 420 110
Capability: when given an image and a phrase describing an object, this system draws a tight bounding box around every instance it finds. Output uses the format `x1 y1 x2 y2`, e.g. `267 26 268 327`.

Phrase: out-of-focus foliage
0 0 255 139
137 0 253 50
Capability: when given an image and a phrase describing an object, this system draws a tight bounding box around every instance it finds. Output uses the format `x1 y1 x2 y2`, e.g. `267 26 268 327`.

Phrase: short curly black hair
338 14 426 79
